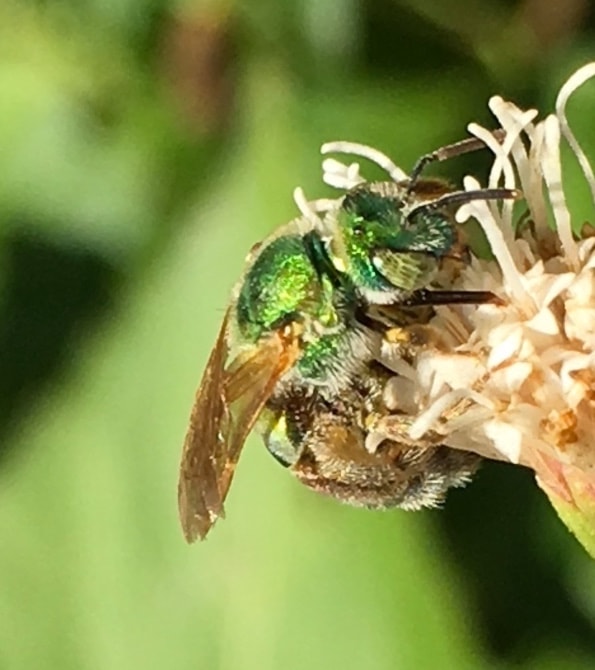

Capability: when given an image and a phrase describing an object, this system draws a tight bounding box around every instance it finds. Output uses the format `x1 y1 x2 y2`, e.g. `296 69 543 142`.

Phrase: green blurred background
1 1 595 668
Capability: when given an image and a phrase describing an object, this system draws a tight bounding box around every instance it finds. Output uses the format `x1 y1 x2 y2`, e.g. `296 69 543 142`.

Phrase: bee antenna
408 187 521 218
407 130 506 196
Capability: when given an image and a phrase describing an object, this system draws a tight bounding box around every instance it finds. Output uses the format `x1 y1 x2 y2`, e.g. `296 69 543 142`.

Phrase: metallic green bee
178 136 517 542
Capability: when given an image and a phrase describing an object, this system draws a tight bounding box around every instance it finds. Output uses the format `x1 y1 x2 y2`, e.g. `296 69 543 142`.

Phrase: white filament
555 61 595 208
321 141 408 182
321 158 365 190
541 116 579 270
457 176 535 313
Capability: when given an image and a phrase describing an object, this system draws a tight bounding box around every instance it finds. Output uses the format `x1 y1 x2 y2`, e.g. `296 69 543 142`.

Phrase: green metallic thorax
236 235 322 341
235 230 362 383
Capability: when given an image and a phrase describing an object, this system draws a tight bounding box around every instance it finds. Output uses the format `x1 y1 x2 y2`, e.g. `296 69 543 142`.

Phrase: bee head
331 183 456 302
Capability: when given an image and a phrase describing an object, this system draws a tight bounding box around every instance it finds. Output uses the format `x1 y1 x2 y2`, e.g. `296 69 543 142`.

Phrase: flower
316 64 595 555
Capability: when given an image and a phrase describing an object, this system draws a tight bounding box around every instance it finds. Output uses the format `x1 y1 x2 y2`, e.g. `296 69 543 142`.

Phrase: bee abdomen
389 446 480 510
293 441 480 511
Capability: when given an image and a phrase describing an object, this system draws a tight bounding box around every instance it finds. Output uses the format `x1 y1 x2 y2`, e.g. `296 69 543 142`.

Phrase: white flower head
307 64 595 553
364 63 595 506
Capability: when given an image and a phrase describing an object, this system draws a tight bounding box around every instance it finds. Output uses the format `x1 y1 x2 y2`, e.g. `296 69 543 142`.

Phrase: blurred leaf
0 3 212 260
0 66 490 670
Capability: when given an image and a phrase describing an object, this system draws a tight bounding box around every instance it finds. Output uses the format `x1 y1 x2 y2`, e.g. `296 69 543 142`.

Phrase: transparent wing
178 315 300 542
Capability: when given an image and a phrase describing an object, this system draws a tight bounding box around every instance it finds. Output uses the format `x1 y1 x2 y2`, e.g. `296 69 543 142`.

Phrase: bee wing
178 310 231 543
178 315 300 542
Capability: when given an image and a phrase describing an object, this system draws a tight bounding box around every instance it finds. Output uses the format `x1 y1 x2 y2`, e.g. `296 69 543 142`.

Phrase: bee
178 135 518 542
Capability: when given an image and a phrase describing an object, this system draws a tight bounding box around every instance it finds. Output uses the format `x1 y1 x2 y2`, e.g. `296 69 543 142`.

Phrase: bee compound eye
263 416 301 468
266 438 299 468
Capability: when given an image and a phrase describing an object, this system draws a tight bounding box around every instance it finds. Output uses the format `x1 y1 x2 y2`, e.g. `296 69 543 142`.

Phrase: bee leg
383 322 446 355
365 414 481 508
368 393 477 454
364 412 441 454
403 288 503 307
293 410 480 511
